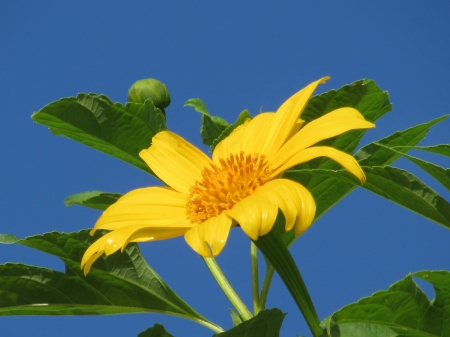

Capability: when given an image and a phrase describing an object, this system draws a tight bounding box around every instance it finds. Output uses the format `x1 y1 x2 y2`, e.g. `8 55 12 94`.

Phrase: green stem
259 263 275 311
251 242 260 315
203 256 253 321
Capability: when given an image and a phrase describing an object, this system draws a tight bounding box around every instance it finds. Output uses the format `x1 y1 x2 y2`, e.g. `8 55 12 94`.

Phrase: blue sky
1 2 449 336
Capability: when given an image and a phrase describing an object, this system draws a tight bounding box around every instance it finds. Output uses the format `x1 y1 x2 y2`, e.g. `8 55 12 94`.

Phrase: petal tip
320 76 331 84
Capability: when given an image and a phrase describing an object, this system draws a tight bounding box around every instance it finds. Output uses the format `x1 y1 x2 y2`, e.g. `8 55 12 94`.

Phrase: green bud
128 78 171 111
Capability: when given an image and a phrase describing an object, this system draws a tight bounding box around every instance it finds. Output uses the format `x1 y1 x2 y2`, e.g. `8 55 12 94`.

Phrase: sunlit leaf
0 234 19 244
64 191 123 210
32 93 167 175
184 98 210 116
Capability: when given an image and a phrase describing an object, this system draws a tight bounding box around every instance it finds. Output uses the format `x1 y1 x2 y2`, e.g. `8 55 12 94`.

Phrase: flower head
81 77 375 275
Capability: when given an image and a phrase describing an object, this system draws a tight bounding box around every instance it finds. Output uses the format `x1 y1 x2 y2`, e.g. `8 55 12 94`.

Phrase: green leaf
391 144 450 158
0 234 19 244
201 114 229 147
286 166 450 229
64 191 123 210
0 230 221 332
283 115 448 246
215 309 285 337
211 110 252 151
138 324 175 337
355 115 449 166
322 271 450 337
229 308 244 327
32 93 167 175
375 143 450 191
184 98 210 116
300 79 392 155
253 218 323 337
184 98 229 146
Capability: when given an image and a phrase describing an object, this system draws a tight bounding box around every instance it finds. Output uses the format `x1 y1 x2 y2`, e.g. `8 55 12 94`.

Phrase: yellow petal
92 187 190 231
254 179 316 235
271 107 375 169
81 237 108 275
184 213 233 257
212 119 250 164
81 224 191 275
140 131 212 194
239 113 276 156
262 77 330 158
227 194 278 240
271 146 366 183
286 119 305 142
212 114 275 164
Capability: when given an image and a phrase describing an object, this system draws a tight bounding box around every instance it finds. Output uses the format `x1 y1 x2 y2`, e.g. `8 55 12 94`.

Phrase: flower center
186 152 272 224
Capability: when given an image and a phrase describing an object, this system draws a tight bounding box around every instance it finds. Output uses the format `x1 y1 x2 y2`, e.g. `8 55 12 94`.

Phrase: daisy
81 77 374 275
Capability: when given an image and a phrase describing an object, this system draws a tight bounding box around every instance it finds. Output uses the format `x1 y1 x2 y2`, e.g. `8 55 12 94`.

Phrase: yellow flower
81 77 375 275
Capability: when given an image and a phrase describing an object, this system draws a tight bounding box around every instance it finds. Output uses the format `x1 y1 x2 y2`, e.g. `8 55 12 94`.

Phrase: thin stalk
251 242 260 314
188 316 224 334
203 256 253 321
258 263 275 310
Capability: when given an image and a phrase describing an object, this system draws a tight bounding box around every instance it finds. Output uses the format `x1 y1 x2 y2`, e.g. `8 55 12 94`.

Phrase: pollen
186 152 272 224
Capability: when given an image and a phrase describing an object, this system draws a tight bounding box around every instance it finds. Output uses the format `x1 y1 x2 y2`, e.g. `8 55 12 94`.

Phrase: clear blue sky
1 2 449 336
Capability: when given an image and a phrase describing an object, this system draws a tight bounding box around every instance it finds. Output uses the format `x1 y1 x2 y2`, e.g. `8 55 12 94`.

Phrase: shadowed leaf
138 324 175 337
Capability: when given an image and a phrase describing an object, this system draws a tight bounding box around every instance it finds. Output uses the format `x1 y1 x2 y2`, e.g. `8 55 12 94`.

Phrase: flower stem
203 256 253 321
251 242 260 315
259 263 275 310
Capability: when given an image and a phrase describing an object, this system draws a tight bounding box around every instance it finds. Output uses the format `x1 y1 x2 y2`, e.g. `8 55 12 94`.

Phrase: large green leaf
322 271 450 337
0 230 221 332
184 98 229 146
215 309 285 337
286 166 450 229
32 93 167 174
64 191 123 210
138 324 175 337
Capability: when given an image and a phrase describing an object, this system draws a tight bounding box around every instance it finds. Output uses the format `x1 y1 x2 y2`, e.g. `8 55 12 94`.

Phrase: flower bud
128 78 171 111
